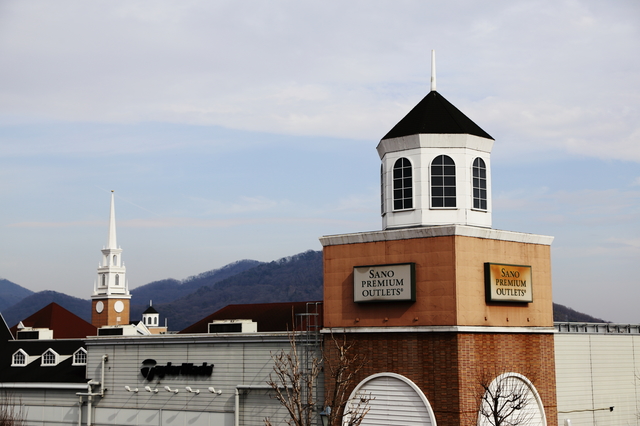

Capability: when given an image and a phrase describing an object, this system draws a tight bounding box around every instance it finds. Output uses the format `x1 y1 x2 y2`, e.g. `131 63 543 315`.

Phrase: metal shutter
347 373 436 426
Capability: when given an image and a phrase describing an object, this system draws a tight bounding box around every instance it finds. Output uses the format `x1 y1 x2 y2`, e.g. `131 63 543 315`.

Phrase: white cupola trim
92 191 131 299
378 51 494 230
142 301 160 327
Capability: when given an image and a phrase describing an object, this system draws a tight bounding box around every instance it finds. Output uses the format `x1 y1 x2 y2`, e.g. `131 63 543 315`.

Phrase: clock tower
91 191 131 328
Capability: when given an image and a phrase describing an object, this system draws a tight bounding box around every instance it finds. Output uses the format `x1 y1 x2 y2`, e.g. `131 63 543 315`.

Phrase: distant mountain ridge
0 279 34 311
158 250 323 330
1 250 608 330
1 290 91 327
129 259 263 321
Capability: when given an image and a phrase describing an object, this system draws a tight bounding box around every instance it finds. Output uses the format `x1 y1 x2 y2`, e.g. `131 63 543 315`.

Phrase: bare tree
322 333 372 426
0 392 26 426
476 372 533 426
265 331 321 426
265 331 371 426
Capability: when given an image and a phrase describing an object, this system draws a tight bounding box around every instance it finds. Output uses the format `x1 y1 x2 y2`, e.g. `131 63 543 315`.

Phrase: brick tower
321 52 558 426
91 191 131 328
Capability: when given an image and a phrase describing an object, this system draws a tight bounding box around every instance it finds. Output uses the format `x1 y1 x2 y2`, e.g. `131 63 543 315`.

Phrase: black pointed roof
382 91 493 141
143 305 159 314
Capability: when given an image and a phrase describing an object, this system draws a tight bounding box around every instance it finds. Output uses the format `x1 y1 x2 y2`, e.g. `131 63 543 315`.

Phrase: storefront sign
140 359 214 381
484 263 533 303
353 263 415 303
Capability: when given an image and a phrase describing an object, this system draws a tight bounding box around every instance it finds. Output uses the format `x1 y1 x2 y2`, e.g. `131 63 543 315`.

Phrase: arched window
115 274 120 285
431 155 456 208
473 157 487 210
380 165 385 215
113 255 117 266
393 158 413 210
101 274 106 286
154 317 158 325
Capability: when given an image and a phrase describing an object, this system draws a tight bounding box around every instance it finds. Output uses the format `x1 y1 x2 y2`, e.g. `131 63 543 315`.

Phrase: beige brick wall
323 235 553 328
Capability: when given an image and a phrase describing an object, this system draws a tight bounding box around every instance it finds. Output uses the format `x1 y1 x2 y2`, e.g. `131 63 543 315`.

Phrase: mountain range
0 250 606 331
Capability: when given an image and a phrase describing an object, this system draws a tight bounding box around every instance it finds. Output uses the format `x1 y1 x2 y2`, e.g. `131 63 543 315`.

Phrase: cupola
378 51 494 230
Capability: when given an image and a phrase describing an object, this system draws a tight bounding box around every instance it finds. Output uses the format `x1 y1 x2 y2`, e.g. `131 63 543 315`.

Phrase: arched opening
477 372 546 426
344 373 437 426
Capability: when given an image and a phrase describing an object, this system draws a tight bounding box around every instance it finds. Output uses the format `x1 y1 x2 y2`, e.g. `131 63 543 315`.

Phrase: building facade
3 56 638 426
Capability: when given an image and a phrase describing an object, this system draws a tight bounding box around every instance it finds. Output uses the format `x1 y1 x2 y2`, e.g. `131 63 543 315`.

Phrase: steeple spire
430 50 436 92
92 191 131 328
107 190 117 249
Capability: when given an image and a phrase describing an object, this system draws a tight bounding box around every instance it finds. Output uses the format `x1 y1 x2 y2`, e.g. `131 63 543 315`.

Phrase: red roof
179 301 323 334
9 303 97 339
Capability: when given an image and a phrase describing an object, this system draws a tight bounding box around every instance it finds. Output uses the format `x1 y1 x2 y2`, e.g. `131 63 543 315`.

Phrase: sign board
484 263 533 303
353 263 415 303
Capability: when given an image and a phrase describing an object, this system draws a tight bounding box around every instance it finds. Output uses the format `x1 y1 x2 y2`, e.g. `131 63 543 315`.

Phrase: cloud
8 220 104 228
0 1 637 160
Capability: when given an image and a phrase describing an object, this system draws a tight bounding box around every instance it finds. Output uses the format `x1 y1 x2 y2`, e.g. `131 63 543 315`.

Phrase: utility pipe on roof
77 399 83 426
77 355 108 426
235 388 240 426
87 394 93 426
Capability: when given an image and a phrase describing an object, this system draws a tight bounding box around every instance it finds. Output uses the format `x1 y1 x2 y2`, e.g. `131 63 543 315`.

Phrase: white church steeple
107 190 117 249
91 191 131 328
378 51 494 230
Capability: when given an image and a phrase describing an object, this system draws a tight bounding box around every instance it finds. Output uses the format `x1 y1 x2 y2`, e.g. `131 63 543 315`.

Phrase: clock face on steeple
114 301 124 313
96 301 104 313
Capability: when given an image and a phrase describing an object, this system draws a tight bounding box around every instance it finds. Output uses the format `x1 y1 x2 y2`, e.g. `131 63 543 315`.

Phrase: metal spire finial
431 50 436 92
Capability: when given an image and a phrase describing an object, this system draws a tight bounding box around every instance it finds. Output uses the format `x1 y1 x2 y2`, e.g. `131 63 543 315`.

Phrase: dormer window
431 155 456 208
12 349 27 367
472 157 487 210
392 158 413 210
73 348 87 366
41 349 59 366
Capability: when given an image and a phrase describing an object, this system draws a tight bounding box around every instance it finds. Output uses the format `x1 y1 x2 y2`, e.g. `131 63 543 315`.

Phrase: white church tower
378 51 494 230
91 191 131 328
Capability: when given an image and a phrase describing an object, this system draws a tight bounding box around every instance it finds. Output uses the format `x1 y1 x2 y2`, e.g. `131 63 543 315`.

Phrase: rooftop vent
208 319 257 334
16 328 54 340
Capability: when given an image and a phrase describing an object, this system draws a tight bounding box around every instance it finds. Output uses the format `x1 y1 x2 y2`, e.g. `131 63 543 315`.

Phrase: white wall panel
555 333 640 426
83 334 295 426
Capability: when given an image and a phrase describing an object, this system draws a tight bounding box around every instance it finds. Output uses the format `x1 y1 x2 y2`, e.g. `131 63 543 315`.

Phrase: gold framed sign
484 263 533 303
353 263 415 303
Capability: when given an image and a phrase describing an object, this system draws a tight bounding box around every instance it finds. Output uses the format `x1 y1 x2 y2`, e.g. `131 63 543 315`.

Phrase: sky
0 1 639 323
